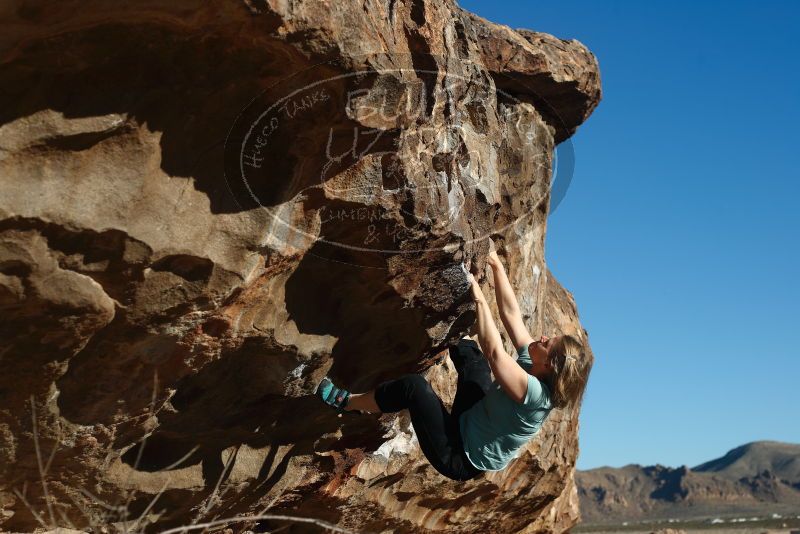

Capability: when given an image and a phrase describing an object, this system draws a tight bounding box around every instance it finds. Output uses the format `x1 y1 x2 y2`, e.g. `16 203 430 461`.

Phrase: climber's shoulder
502 310 534 353
513 333 535 354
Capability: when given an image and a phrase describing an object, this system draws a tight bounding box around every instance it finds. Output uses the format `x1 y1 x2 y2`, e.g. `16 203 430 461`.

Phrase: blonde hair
546 334 590 408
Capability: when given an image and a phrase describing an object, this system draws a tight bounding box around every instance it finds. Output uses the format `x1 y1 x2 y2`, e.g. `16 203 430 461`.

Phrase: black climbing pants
373 338 493 481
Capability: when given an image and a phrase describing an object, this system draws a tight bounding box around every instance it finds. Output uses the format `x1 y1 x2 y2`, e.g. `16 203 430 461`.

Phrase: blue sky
459 0 800 470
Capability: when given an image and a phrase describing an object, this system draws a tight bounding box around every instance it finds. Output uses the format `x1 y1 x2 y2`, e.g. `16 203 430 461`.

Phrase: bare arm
487 250 534 351
469 273 529 404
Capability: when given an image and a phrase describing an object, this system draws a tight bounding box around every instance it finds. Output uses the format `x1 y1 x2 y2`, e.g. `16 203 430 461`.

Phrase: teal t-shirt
458 343 552 471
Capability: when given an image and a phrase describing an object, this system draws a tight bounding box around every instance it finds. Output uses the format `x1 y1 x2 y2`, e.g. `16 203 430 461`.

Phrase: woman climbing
315 242 589 481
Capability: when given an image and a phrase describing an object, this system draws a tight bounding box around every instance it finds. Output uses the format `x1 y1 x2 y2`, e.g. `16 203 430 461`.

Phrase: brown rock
0 0 599 532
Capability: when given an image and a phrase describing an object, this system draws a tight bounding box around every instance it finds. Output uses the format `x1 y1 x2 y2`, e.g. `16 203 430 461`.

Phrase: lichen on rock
0 0 600 532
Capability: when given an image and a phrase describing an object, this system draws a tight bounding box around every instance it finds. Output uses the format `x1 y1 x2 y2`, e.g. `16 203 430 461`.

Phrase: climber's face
529 335 556 378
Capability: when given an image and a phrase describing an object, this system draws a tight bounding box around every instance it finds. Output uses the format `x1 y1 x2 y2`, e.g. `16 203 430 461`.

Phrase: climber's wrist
469 276 485 301
473 293 489 306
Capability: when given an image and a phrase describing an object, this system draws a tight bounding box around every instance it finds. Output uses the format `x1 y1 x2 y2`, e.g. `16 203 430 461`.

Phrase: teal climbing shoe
315 376 351 413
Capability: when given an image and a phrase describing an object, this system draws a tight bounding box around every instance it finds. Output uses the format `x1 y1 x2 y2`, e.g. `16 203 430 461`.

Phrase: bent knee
401 373 432 394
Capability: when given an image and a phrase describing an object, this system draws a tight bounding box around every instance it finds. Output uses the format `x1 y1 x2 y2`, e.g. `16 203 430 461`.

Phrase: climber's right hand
484 238 500 266
462 256 478 277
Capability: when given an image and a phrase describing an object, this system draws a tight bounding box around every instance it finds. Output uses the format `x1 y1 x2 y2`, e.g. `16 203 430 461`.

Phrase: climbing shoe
315 376 351 413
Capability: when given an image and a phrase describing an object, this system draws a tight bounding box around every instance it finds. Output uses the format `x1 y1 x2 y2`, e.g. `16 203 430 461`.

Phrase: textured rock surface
0 0 600 532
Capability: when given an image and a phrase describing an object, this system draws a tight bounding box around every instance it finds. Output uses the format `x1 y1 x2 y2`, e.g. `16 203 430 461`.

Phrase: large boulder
0 0 600 532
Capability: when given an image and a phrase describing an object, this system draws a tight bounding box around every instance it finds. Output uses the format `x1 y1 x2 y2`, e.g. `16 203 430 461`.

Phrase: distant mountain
576 441 800 525
693 440 800 482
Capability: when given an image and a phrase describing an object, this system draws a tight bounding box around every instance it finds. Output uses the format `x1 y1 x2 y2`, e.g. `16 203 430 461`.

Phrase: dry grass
10 370 362 534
